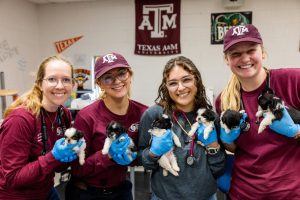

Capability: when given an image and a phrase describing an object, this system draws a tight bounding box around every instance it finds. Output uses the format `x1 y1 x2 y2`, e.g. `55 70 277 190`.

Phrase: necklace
44 110 57 131
172 111 193 137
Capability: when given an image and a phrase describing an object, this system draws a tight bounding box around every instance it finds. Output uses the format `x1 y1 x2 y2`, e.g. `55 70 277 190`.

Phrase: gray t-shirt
138 105 226 200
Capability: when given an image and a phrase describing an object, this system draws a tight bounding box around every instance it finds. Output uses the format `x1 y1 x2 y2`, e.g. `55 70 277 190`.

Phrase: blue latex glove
149 129 173 157
196 123 218 146
109 134 135 165
112 151 137 166
51 138 78 162
269 107 300 137
220 113 247 144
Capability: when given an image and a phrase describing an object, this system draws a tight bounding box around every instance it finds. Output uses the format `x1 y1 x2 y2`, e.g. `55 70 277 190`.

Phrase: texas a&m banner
135 0 181 56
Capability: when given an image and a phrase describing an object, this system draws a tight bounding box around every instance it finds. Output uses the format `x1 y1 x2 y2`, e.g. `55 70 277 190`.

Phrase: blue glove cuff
220 127 240 144
285 124 300 137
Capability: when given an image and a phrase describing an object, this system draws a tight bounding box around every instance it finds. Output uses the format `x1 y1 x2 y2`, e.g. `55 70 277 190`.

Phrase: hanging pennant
54 36 83 54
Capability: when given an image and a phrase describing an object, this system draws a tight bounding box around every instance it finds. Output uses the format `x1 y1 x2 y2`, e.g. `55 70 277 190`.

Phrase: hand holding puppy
220 113 247 144
150 129 173 157
196 123 217 146
108 134 136 165
268 107 300 137
52 138 78 162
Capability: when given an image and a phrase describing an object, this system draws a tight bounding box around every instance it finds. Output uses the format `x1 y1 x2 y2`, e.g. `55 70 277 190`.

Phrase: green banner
211 11 252 44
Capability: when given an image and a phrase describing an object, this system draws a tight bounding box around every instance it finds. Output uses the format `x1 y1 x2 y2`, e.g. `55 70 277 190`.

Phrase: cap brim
95 64 130 79
223 37 262 52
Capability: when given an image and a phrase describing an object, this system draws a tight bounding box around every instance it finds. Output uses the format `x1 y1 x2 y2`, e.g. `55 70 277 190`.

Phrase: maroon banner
135 0 181 56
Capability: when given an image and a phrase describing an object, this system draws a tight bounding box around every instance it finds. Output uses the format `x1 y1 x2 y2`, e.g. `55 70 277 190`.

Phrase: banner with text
135 0 181 56
54 36 83 53
211 11 252 45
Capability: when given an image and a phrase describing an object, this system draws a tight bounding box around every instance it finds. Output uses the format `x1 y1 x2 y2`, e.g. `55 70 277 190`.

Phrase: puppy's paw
258 125 266 134
79 159 85 165
163 169 168 176
256 110 263 118
172 165 180 172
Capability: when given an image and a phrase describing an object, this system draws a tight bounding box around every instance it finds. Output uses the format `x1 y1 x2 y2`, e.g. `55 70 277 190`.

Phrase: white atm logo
138 4 177 38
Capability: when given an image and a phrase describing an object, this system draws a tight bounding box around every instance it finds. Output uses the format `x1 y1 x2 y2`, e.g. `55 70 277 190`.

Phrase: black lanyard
239 71 270 132
40 106 68 155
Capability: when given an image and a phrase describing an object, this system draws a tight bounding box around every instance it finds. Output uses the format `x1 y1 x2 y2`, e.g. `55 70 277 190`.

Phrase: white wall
0 0 40 115
2 0 300 110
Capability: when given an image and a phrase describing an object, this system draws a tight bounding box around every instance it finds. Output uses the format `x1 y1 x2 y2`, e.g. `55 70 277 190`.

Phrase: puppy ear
76 130 84 138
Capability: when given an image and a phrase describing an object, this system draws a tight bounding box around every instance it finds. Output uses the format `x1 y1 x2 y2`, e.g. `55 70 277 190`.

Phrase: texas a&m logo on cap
232 25 249 36
102 54 117 63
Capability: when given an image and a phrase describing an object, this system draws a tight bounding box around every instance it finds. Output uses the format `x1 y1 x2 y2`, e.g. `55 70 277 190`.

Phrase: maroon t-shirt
216 68 300 199
0 107 72 200
71 99 147 188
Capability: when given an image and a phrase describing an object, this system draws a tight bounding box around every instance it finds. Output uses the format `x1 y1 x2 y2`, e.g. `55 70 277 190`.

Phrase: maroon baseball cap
94 52 131 79
223 24 263 52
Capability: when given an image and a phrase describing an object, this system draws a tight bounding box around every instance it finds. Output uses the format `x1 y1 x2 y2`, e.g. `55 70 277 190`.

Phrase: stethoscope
172 110 197 166
40 106 68 155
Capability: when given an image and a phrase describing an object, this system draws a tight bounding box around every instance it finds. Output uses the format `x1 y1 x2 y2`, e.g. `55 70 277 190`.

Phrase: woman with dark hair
139 56 226 200
0 55 81 199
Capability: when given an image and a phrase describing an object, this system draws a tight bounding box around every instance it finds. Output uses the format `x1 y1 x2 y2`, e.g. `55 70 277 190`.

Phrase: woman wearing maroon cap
0 55 81 199
65 52 147 200
216 24 300 199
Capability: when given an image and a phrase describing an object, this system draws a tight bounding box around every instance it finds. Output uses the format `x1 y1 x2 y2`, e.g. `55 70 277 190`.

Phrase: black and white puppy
102 121 136 161
188 108 216 139
64 127 86 165
148 114 181 176
256 89 300 133
220 109 246 133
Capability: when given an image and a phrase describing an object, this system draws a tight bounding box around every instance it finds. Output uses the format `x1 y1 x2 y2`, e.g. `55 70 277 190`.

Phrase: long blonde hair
221 74 241 111
4 55 73 118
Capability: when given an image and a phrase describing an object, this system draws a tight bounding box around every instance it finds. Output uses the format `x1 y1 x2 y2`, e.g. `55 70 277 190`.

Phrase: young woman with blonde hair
216 24 300 199
0 55 81 199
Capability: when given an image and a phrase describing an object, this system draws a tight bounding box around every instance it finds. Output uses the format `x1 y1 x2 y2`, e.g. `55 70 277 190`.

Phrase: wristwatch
206 145 220 155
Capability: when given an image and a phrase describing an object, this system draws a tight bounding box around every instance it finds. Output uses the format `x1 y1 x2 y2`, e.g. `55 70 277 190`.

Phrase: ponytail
221 74 241 112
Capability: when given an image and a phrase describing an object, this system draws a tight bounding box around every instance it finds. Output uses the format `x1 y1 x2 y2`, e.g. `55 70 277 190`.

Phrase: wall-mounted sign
135 0 181 56
211 11 252 45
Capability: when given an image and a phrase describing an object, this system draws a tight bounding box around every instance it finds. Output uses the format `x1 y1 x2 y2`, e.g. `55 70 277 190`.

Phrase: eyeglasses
43 77 73 87
166 75 195 91
100 69 129 85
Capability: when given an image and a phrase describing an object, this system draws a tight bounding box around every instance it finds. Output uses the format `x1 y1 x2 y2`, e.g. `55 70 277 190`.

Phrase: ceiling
28 0 97 4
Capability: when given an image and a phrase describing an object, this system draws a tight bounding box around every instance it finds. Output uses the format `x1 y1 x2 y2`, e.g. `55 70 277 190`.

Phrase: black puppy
256 89 300 133
220 109 247 133
101 121 136 160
